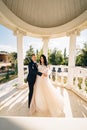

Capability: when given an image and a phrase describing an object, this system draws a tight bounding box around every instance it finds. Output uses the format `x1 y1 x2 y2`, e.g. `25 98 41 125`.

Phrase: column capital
66 28 80 36
42 36 50 42
14 28 26 36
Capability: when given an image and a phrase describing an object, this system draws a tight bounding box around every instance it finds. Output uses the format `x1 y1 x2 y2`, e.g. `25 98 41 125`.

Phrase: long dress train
29 65 64 117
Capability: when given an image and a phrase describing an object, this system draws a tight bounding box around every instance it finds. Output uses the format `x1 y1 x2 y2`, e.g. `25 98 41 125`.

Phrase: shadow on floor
67 90 87 117
0 85 87 117
0 118 24 130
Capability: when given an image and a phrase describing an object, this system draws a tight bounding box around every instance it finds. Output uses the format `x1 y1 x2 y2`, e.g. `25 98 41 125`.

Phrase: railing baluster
50 65 87 99
81 77 86 95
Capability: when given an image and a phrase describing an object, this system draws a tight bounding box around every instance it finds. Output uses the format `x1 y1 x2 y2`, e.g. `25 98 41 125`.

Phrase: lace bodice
38 65 50 74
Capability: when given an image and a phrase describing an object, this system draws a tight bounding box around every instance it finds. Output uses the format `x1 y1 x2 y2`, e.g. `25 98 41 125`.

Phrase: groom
27 54 47 108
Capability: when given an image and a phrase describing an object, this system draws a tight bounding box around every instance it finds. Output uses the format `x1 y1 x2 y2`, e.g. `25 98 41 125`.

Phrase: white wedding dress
29 65 64 117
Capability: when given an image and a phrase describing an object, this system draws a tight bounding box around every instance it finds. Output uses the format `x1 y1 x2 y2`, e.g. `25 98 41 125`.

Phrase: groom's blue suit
27 60 42 108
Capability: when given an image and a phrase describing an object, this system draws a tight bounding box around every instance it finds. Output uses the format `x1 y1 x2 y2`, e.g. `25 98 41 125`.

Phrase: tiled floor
0 79 87 117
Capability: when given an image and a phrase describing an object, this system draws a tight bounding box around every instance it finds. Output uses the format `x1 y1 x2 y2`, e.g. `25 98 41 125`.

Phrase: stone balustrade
49 65 87 100
25 64 87 100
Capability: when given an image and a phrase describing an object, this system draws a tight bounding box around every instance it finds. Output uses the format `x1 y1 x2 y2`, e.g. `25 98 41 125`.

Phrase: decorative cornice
66 28 80 36
42 37 50 43
0 0 87 37
14 29 26 36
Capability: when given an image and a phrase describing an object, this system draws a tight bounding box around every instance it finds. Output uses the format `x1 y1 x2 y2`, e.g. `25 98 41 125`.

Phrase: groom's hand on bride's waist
42 73 47 77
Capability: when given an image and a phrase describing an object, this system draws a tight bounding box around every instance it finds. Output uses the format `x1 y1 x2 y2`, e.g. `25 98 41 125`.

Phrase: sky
0 24 87 58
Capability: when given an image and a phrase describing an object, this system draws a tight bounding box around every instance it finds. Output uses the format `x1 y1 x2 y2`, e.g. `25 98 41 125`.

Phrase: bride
29 54 64 117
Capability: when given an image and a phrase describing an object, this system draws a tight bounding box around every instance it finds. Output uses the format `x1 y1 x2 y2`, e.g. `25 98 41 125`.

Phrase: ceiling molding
0 0 87 37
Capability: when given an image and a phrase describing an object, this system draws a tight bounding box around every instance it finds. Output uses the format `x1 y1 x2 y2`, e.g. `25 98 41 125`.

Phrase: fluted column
14 29 26 87
67 29 80 87
42 37 49 60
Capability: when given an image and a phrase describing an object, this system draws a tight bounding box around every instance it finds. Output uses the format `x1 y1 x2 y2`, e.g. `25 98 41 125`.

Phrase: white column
67 31 77 87
42 37 49 59
14 30 24 86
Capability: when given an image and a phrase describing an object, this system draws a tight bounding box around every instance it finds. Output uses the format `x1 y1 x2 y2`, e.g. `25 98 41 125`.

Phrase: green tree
64 48 66 59
76 54 83 66
24 45 34 65
76 43 87 66
36 49 43 63
62 48 68 65
49 49 63 65
49 49 56 65
9 52 17 69
48 49 52 64
56 51 63 65
81 43 87 66
10 52 17 63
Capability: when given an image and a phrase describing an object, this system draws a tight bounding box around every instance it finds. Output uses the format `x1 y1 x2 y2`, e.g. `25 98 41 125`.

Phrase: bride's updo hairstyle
40 54 48 66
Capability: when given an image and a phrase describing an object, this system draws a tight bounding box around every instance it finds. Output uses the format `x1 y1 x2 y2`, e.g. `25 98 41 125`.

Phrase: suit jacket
27 60 42 85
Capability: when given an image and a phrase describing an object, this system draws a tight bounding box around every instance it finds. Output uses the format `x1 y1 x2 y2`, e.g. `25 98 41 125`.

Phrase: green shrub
5 71 10 79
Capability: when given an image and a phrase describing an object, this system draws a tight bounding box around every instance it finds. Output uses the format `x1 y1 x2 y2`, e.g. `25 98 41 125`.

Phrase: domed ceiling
2 0 87 28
